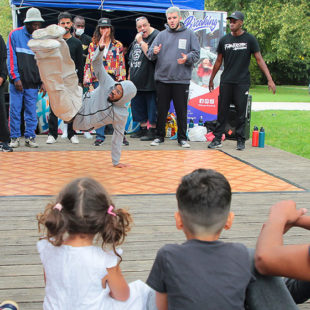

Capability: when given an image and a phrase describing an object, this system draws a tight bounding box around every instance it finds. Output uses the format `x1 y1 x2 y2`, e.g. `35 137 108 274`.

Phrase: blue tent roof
11 0 204 13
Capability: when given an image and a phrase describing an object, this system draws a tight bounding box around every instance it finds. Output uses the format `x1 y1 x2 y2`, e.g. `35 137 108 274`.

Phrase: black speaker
224 94 252 140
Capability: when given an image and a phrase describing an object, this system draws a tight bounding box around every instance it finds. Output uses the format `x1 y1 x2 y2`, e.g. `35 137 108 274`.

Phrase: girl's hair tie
107 205 116 216
53 203 63 211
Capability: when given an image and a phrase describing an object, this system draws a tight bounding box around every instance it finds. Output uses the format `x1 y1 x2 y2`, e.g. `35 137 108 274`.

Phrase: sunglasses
136 16 147 22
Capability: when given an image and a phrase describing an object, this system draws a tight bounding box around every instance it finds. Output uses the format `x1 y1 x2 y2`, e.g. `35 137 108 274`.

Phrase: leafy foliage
0 0 12 42
205 0 310 85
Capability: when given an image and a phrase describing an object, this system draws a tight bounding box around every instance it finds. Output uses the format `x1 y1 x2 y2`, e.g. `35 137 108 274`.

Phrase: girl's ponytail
100 205 132 261
37 202 67 246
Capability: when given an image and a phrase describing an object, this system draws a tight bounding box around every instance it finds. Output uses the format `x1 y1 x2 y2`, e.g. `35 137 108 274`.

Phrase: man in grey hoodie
148 6 200 148
28 25 137 168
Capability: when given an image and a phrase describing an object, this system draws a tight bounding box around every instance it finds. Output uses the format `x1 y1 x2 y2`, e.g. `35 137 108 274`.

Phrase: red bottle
252 126 259 147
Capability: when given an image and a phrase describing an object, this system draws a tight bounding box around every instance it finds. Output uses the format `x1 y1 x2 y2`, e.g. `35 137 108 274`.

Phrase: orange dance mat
0 150 304 196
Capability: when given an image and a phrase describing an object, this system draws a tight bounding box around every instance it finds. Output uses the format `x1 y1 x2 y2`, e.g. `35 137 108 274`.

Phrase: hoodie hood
114 80 137 107
165 22 187 33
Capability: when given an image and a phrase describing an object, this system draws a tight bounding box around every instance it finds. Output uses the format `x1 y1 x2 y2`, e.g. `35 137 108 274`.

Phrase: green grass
251 110 310 159
250 85 310 102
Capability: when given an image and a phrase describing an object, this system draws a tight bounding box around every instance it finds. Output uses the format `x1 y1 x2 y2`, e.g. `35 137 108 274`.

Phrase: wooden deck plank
0 136 309 309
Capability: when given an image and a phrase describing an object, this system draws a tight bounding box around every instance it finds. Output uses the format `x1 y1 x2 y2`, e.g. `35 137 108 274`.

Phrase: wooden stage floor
0 136 309 309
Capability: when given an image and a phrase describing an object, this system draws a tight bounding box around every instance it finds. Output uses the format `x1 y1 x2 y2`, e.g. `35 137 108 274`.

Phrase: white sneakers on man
46 135 56 144
70 135 79 144
28 38 60 51
179 140 191 148
32 24 66 40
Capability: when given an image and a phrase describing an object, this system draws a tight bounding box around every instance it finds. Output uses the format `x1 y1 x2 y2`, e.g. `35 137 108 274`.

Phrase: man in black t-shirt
208 11 276 151
46 12 83 145
128 17 159 141
72 15 92 67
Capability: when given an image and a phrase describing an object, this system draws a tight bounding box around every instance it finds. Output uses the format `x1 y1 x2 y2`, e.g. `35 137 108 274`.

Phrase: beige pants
34 39 82 121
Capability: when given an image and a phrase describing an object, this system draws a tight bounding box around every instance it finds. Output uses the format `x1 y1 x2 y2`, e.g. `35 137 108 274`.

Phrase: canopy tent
10 0 204 45
10 0 204 13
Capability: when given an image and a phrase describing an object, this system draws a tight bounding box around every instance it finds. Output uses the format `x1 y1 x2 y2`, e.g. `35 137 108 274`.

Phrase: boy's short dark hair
176 169 232 235
58 11 72 23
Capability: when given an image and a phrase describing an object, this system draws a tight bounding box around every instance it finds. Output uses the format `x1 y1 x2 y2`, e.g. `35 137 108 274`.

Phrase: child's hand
268 200 307 233
102 275 108 289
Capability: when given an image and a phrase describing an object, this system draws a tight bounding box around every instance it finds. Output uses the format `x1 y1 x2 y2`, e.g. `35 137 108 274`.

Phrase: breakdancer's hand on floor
114 163 130 168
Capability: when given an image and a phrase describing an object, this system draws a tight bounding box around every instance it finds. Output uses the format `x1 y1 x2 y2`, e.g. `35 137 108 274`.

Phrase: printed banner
169 10 227 124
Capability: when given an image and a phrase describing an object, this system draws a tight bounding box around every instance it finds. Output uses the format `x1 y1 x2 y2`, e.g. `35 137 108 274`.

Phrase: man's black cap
227 11 244 21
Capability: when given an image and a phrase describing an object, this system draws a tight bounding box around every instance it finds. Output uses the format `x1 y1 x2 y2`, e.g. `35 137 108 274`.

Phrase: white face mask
75 28 84 36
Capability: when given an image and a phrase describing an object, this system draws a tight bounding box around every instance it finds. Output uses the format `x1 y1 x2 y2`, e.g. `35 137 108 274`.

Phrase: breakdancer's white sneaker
28 38 60 51
32 24 66 40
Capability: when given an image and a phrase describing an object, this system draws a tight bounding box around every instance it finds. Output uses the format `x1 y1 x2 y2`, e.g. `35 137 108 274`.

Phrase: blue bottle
198 116 204 126
189 118 194 128
258 127 265 148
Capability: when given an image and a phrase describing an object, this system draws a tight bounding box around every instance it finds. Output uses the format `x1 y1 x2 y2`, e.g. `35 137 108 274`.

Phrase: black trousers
214 83 249 142
155 82 189 142
0 83 10 143
48 107 75 140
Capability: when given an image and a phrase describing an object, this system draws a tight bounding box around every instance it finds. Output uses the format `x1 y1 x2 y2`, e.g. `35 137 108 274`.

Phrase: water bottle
189 118 194 129
252 126 259 147
198 116 204 126
258 127 265 148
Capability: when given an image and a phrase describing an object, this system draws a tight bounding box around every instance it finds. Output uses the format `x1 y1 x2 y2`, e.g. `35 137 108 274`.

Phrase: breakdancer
28 25 137 168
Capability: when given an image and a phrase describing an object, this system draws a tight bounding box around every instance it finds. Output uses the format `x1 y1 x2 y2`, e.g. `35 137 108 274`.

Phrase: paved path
252 101 310 111
0 136 310 309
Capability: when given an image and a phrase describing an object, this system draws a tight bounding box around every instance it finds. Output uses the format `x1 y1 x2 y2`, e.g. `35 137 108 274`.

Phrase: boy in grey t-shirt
147 169 254 310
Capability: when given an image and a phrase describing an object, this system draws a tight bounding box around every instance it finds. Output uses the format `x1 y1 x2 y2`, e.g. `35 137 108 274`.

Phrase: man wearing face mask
72 15 91 67
28 25 137 167
7 7 44 148
45 11 83 145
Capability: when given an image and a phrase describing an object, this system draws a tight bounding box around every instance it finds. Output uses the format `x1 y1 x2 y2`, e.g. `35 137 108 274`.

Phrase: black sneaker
0 142 13 152
93 139 104 146
123 137 129 146
236 140 245 151
140 128 156 141
208 140 222 149
130 127 147 138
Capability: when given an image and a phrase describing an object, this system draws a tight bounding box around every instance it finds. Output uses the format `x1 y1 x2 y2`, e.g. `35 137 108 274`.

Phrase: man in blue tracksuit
7 7 44 148
148 6 200 148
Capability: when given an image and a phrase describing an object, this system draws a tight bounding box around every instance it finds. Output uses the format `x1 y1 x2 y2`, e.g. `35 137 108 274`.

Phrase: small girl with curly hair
37 177 155 310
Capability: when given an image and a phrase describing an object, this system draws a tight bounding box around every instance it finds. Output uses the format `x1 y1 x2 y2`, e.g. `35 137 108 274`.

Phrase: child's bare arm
105 265 130 301
255 200 310 280
294 215 310 230
156 292 168 310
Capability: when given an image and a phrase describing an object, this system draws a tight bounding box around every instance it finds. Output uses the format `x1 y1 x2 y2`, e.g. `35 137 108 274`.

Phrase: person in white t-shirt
36 177 155 310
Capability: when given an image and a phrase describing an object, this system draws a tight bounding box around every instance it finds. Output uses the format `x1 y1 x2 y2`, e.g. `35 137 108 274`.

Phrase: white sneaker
9 138 20 148
32 24 66 40
83 132 93 139
179 140 190 148
150 138 164 146
70 135 79 144
28 38 60 51
46 135 56 144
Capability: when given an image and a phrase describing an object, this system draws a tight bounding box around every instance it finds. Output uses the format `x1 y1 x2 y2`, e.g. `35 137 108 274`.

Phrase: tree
0 0 13 42
205 0 310 84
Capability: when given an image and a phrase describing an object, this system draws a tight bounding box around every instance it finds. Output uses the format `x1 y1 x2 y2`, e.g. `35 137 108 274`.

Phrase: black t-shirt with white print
128 29 159 91
217 32 260 84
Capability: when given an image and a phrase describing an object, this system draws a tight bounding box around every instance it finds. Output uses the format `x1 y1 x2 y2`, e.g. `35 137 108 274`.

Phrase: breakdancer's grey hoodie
73 47 137 165
148 22 200 84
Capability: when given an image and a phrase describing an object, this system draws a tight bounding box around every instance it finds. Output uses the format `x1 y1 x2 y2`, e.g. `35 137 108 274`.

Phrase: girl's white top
37 239 150 310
